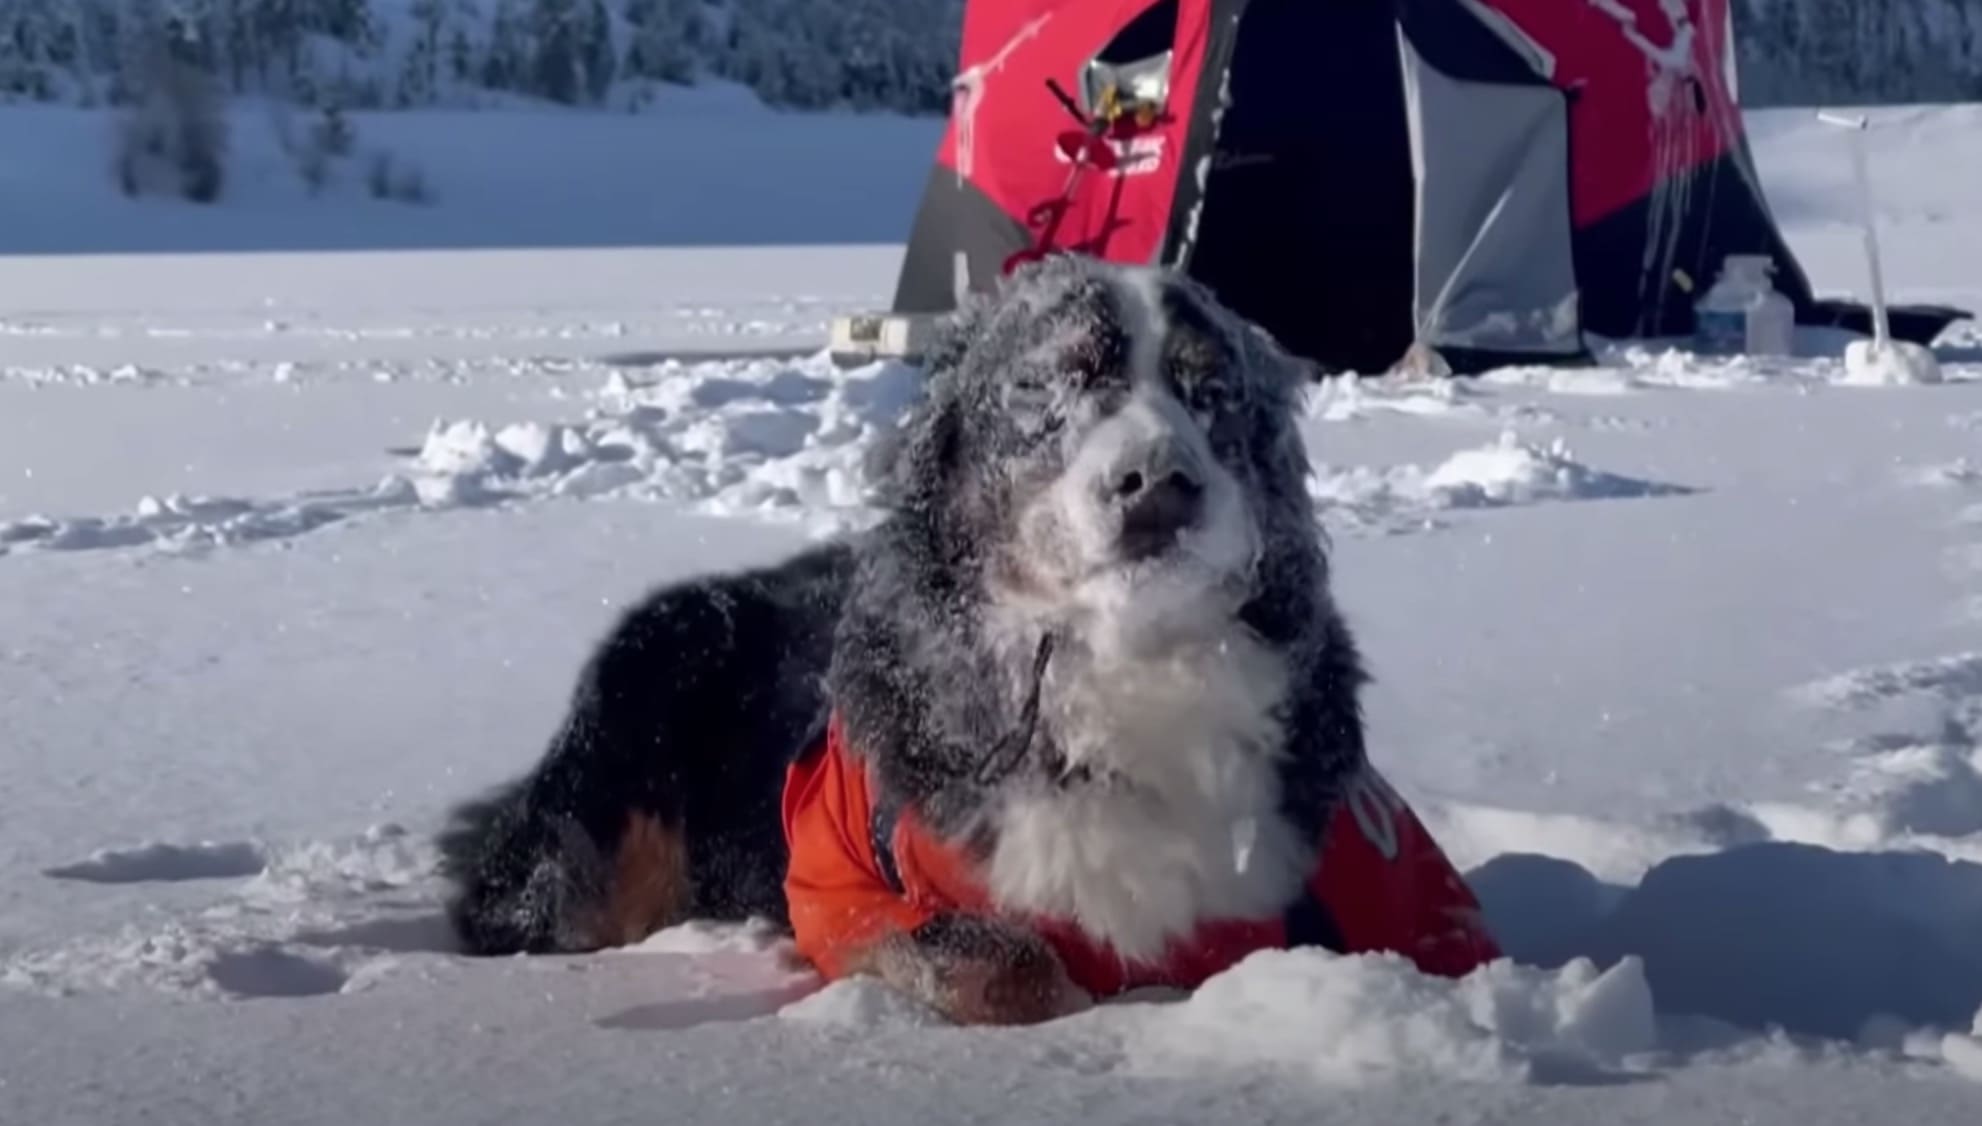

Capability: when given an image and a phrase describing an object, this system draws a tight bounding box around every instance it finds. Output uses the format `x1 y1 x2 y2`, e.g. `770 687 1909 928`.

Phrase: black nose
1114 465 1204 558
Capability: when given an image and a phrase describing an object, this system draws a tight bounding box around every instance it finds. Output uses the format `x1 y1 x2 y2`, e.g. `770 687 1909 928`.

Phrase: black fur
437 538 854 953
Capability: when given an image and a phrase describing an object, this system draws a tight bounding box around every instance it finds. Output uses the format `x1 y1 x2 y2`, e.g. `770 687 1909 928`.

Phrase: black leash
973 630 1058 787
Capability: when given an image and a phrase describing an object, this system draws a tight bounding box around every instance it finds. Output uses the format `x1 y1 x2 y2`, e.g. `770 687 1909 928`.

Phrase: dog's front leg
849 913 1091 1026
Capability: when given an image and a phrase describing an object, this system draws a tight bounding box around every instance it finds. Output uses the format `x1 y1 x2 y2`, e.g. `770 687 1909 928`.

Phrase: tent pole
1402 186 1513 377
1817 110 1890 354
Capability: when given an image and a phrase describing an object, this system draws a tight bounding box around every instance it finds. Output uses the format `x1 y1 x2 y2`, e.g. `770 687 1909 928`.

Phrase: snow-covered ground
5 101 1982 1123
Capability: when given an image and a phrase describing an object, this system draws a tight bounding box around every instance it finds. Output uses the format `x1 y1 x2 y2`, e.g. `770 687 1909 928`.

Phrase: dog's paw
937 941 1090 1026
872 913 1091 1026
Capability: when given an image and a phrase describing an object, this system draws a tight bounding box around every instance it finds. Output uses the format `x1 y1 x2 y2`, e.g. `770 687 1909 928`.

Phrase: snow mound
3 362 168 386
1131 949 1656 1085
777 977 948 1031
1479 338 1979 394
1743 653 1982 852
0 352 924 556
244 823 435 906
1311 432 1692 532
1305 373 1557 426
1944 1009 1982 1082
1479 364 1645 396
616 917 794 957
1420 433 1681 506
1793 652 1982 713
4 351 1713 559
1479 345 1797 394
1842 338 1944 386
2 921 352 999
1810 742 1982 840
0 481 398 556
558 352 920 529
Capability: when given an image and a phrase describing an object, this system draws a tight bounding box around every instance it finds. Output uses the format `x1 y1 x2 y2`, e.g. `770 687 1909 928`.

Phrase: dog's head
835 256 1363 834
868 255 1322 653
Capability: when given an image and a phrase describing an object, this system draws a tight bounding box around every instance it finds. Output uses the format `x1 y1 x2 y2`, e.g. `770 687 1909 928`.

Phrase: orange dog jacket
782 716 1501 996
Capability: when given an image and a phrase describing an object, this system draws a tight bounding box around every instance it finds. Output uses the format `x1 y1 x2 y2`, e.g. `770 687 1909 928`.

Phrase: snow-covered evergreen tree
1733 0 1982 105
621 0 700 85
4 0 1974 114
526 0 577 102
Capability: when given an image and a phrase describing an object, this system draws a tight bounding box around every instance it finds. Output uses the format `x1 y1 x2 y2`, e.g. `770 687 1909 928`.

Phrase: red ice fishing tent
882 0 1967 375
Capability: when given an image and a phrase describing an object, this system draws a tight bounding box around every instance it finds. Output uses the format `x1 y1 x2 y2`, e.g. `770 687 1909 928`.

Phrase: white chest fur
981 622 1313 962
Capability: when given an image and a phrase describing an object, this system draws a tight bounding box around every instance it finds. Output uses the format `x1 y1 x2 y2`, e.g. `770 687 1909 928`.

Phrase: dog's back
437 538 854 954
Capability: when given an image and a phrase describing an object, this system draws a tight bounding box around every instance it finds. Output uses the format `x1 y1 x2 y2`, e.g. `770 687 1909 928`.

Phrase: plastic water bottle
1694 254 1794 357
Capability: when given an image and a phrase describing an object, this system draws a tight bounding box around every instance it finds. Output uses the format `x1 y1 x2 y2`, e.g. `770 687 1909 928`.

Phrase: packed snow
5 98 1982 1124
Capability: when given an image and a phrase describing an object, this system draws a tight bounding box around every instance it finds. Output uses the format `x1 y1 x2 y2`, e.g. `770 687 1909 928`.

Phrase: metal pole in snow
1817 110 1891 353
1398 185 1512 379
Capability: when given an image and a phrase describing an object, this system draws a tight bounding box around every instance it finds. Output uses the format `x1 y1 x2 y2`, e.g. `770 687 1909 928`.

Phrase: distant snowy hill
0 0 1977 117
0 83 947 253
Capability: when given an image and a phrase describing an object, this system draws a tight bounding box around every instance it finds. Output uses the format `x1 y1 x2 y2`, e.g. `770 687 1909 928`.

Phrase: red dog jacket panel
782 717 1501 995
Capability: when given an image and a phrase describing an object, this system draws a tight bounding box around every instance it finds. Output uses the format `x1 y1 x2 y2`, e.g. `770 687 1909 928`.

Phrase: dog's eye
1059 327 1128 389
1187 373 1242 419
1001 376 1062 436
1004 376 1053 411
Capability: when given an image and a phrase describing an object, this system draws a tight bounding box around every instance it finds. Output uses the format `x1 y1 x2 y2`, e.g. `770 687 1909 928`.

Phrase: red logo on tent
1052 130 1167 177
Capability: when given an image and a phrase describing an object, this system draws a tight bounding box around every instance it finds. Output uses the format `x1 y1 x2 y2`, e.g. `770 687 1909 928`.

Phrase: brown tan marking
592 811 690 947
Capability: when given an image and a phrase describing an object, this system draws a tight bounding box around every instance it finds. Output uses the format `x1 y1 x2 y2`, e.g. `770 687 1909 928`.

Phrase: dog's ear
1237 321 1321 395
915 294 991 378
861 289 1000 509
863 378 963 511
1166 271 1319 396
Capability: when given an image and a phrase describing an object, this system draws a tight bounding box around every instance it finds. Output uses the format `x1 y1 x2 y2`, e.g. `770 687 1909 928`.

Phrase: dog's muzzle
1106 437 1206 561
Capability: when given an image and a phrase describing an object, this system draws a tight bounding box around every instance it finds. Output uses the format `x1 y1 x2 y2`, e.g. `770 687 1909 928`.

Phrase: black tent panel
1573 142 1816 340
1186 0 1417 375
1398 0 1553 87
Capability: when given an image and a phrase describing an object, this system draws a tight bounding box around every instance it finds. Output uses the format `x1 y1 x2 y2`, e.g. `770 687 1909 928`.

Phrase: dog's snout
1113 456 1204 559
1076 393 1218 562
1113 463 1201 505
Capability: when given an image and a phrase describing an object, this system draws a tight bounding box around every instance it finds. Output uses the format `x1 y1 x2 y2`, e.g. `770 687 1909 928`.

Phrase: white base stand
1842 338 1943 386
828 312 945 368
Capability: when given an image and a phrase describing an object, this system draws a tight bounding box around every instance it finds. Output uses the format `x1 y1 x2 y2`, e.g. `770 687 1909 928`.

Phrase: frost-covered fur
986 620 1307 959
832 255 1371 963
